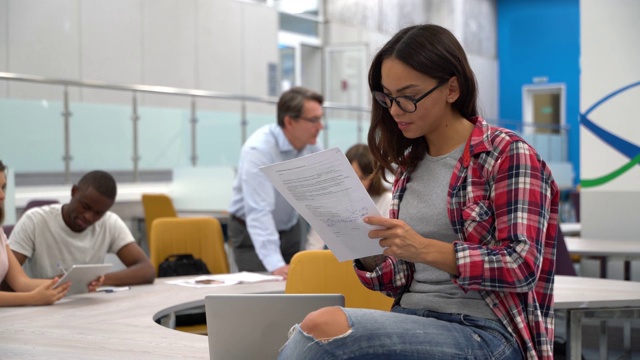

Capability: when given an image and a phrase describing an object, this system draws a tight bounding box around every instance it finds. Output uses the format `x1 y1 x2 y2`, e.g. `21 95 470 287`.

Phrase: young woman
279 24 558 359
0 160 71 306
305 143 392 250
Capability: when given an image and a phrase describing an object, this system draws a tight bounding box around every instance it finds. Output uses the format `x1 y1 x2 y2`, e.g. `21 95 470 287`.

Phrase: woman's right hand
29 278 71 305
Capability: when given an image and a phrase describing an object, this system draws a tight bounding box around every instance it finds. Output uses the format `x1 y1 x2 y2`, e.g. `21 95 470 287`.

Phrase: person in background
228 87 324 278
279 24 558 359
10 170 156 286
306 143 392 250
0 160 72 306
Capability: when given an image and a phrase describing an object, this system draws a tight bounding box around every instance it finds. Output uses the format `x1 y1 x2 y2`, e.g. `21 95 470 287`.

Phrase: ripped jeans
278 306 523 360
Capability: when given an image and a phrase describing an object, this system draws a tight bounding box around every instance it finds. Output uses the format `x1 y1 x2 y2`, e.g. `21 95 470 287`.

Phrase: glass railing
488 118 570 163
0 72 370 184
0 71 570 185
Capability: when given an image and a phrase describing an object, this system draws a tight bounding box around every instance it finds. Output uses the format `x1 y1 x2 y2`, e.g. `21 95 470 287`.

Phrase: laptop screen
205 293 344 360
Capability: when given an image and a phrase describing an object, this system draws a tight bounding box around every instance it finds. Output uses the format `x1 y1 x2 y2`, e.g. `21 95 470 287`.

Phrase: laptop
205 293 345 360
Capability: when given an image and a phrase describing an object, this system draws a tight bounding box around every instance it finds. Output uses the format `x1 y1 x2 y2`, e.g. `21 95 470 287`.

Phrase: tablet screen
54 264 113 296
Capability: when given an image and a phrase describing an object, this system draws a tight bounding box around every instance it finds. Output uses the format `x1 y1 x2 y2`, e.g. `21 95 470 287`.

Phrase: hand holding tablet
53 264 113 296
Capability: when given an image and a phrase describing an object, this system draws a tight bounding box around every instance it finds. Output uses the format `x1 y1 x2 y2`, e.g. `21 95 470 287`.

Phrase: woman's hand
29 278 71 305
364 216 458 274
88 276 105 292
364 216 430 263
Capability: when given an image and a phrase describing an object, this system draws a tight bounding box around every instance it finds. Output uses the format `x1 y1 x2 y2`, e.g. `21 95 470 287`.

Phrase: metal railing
0 71 370 183
0 72 570 184
489 117 571 162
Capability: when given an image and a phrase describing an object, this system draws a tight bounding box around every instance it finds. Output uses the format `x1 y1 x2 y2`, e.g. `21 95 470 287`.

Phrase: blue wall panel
497 0 580 183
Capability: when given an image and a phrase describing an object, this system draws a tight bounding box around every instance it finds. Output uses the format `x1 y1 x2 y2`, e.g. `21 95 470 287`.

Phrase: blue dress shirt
228 124 322 271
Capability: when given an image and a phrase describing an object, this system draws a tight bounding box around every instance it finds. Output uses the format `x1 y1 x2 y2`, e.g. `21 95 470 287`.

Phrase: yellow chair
285 250 393 311
150 217 230 335
141 193 177 248
149 217 230 275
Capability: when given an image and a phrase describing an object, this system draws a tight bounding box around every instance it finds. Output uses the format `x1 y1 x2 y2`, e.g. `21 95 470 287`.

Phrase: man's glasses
372 79 449 113
298 116 323 124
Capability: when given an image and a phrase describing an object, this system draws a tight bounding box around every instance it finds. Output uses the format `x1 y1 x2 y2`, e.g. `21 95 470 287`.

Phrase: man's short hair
77 170 117 200
277 87 323 127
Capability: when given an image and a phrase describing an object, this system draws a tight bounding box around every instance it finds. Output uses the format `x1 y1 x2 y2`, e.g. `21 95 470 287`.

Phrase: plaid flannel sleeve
354 257 413 298
452 140 555 293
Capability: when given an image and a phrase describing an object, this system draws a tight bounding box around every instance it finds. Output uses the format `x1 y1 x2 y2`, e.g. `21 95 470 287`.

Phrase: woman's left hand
364 216 458 274
364 216 429 263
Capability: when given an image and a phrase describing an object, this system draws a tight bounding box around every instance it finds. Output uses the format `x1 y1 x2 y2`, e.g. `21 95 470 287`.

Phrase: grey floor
556 320 640 360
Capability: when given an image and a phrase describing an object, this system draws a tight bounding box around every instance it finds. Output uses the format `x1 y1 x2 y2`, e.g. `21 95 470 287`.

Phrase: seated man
9 170 156 286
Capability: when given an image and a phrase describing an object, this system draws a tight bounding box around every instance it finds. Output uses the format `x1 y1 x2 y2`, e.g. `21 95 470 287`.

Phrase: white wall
1 0 498 117
0 0 500 174
323 0 498 121
580 0 640 280
0 0 10 97
580 0 640 240
0 0 278 111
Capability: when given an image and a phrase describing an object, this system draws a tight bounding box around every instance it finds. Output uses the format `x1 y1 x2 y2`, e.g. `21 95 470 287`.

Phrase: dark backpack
158 254 210 277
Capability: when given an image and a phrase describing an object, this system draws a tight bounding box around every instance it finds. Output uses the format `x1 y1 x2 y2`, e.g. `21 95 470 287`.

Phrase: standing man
10 170 156 285
228 87 324 278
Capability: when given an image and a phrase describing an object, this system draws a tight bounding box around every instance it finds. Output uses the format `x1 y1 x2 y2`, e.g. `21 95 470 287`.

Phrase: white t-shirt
9 204 134 279
305 191 393 251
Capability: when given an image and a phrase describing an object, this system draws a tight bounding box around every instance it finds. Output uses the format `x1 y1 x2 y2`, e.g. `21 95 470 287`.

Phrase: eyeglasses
372 79 449 113
298 116 323 124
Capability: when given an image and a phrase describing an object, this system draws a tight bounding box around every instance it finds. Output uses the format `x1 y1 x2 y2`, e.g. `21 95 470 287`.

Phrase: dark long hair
345 144 386 196
367 24 479 178
0 160 5 225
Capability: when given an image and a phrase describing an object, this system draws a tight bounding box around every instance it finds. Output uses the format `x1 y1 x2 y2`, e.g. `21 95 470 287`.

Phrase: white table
1 276 638 360
555 275 640 359
0 277 284 359
564 236 640 281
560 222 581 236
562 237 640 358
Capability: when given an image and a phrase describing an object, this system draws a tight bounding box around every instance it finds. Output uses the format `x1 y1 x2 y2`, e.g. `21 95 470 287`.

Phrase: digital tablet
53 264 113 296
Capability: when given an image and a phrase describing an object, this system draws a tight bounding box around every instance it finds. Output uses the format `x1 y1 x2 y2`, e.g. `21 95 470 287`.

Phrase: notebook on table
205 293 345 360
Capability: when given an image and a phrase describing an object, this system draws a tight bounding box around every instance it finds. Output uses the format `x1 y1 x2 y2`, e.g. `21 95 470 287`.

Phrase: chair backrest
2 224 15 238
555 226 577 276
285 250 393 311
22 199 60 216
141 194 177 245
149 217 229 275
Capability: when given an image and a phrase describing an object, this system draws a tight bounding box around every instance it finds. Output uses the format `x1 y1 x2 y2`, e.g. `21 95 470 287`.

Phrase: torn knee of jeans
296 324 353 344
316 328 353 344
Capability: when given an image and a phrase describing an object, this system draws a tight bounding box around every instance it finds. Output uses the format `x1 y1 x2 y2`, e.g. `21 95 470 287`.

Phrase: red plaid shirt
356 117 559 359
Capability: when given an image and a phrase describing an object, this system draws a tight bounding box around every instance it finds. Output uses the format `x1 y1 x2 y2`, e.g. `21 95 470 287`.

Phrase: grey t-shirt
398 144 497 320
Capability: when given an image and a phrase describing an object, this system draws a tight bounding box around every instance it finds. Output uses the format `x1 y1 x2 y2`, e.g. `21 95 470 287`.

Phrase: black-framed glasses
372 79 449 113
297 116 323 124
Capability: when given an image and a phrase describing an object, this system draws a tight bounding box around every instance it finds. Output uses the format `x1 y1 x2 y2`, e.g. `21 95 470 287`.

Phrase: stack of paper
165 271 284 288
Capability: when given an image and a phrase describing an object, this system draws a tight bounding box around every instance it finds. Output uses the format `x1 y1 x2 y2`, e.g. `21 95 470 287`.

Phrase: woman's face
352 161 372 191
379 57 449 140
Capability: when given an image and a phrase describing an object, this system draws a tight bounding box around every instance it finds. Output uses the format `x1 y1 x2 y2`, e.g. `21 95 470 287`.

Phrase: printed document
165 272 284 288
260 148 384 261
